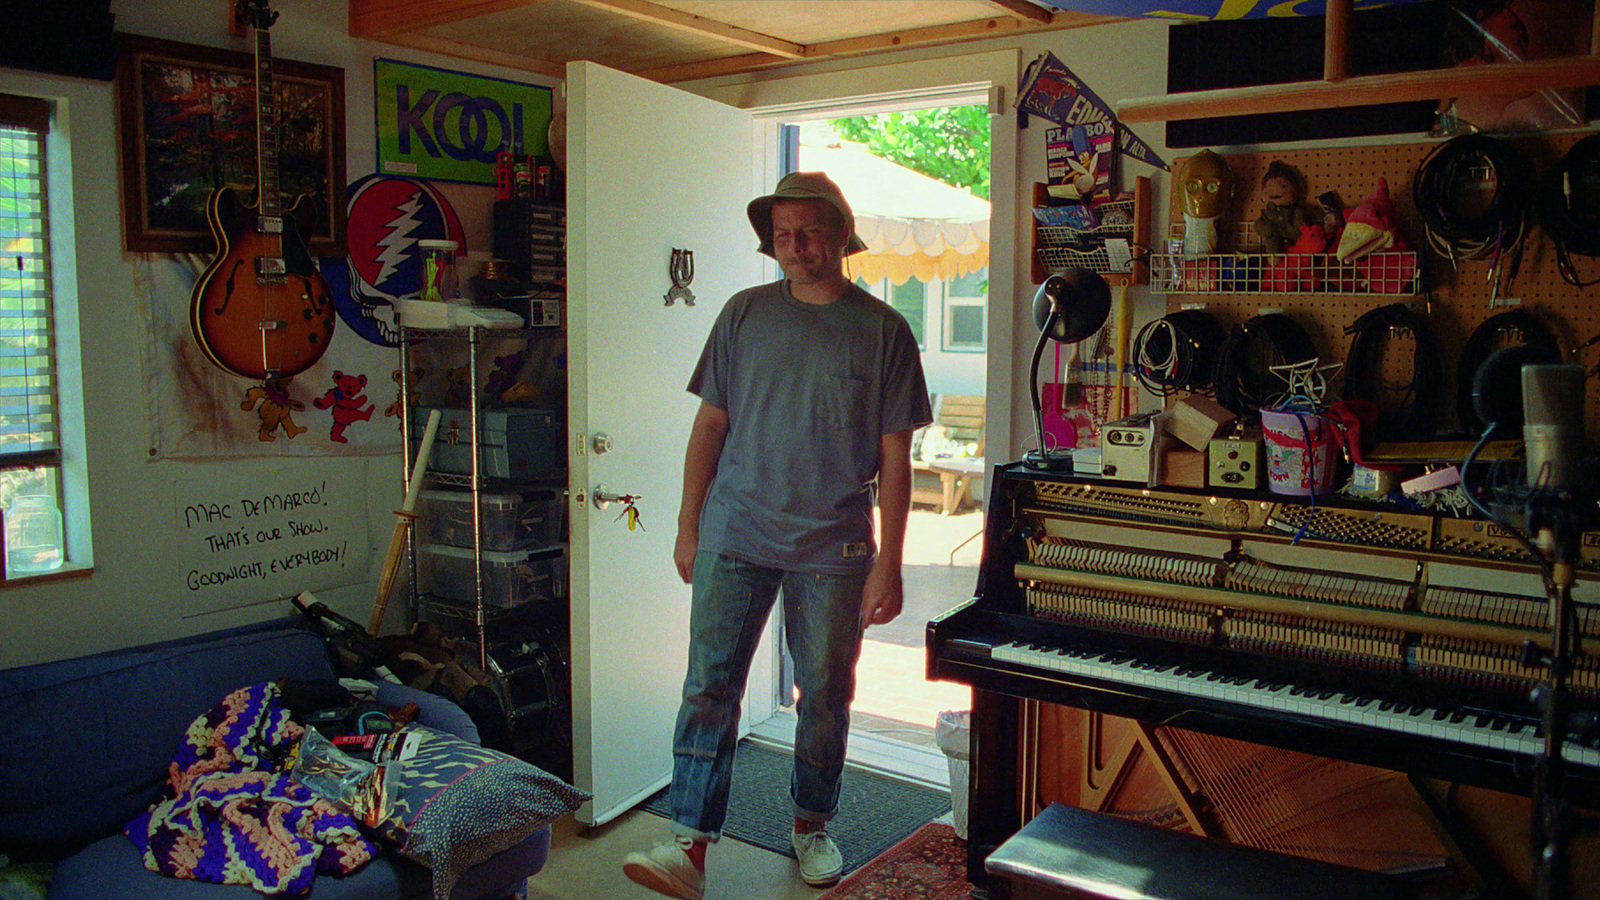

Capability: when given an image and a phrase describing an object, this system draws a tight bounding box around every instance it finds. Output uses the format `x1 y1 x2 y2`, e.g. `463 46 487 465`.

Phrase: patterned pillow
371 726 589 900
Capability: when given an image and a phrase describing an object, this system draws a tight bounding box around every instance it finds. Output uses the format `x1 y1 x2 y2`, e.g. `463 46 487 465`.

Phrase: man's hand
859 558 903 627
674 529 697 584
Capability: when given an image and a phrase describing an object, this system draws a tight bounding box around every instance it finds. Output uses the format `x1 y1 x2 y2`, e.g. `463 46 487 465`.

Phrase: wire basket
1153 223 1419 295
1034 197 1138 275
1151 251 1420 295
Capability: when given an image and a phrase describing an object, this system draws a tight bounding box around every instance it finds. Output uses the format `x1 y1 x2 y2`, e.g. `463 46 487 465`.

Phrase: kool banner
374 58 553 185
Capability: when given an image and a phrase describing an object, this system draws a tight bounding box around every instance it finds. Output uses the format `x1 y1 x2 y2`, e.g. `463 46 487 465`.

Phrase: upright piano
928 463 1600 892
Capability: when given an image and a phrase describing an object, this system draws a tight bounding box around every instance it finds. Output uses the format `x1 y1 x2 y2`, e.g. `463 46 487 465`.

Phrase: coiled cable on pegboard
1455 307 1561 435
1132 308 1226 397
1412 134 1533 279
1341 302 1444 442
1536 132 1600 288
1214 312 1318 416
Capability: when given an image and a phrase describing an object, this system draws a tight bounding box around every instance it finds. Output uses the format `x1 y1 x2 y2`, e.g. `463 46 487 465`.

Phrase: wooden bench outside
912 394 984 515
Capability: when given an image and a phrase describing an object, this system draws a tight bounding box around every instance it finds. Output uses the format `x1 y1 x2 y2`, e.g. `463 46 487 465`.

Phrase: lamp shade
1032 267 1111 344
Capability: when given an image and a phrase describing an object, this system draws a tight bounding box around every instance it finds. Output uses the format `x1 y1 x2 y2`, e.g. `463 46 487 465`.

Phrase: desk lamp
1026 267 1112 471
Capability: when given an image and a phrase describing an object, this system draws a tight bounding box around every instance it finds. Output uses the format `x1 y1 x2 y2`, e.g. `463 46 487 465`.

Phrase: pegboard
1162 132 1600 442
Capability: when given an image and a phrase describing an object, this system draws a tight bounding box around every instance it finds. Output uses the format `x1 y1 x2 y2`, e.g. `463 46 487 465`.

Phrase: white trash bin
935 709 971 839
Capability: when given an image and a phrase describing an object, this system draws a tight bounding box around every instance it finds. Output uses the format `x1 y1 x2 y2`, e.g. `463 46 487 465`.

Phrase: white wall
0 0 560 668
0 4 1175 669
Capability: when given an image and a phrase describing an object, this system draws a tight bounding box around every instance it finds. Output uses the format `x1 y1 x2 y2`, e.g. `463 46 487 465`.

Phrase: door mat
820 822 973 899
639 739 952 876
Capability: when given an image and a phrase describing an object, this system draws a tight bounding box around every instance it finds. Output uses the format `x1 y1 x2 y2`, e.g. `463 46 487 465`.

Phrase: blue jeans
667 550 868 842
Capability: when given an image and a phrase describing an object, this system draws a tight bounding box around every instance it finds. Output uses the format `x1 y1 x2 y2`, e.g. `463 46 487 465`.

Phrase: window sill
1 561 93 588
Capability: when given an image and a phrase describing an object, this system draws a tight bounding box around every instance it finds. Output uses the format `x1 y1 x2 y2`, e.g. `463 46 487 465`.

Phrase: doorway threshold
748 711 950 790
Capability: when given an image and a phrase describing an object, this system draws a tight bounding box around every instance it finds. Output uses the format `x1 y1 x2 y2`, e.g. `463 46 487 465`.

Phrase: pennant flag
1016 52 1166 170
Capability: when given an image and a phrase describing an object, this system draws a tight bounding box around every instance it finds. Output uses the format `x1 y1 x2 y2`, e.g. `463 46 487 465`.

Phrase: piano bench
984 803 1416 900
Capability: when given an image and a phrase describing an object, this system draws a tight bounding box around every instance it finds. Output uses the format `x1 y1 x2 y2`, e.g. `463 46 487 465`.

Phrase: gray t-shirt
688 279 932 573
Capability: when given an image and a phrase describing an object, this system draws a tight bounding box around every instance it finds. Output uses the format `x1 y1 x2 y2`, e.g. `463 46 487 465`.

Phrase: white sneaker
790 829 844 887
622 837 704 900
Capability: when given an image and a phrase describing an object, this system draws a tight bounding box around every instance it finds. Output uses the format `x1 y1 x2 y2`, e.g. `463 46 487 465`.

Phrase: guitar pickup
256 257 287 281
257 216 284 234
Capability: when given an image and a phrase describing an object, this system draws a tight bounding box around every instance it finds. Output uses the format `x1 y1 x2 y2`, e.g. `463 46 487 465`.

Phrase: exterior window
0 94 65 565
888 278 926 349
942 268 986 352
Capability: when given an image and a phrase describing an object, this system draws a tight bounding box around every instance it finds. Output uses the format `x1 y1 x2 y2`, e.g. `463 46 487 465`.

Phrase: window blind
0 94 58 467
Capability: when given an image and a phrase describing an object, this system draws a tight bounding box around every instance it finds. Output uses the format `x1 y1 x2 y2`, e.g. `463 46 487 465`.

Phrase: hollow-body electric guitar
190 0 335 381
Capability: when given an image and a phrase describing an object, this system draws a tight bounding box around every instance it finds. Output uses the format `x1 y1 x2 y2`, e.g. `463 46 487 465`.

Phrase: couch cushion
0 618 335 854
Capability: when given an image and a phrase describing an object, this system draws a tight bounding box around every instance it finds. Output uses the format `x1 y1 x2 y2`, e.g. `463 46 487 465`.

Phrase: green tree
828 106 990 201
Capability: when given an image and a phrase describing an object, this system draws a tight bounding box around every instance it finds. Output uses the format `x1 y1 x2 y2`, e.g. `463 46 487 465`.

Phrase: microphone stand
1528 492 1581 900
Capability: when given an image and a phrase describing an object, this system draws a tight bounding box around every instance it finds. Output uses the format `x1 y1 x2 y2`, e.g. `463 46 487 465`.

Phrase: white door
566 61 767 826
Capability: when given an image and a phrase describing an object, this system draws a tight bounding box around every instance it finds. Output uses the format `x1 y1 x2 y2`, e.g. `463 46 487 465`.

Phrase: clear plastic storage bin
419 542 566 608
419 487 564 551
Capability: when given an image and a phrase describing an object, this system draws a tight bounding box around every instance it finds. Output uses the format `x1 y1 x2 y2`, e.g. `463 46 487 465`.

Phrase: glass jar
6 494 63 574
418 239 459 302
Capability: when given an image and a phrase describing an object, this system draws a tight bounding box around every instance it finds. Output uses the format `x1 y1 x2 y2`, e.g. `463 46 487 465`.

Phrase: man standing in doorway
623 172 931 899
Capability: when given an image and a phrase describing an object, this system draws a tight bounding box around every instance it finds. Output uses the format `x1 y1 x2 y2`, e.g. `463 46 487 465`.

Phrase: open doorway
751 102 989 785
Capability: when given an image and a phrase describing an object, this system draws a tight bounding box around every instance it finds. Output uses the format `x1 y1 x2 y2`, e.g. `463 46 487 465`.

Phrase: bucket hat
747 171 869 258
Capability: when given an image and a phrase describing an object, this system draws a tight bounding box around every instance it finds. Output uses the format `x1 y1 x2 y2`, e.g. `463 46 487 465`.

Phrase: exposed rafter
346 0 1122 83
568 0 806 58
985 0 1054 24
349 0 542 38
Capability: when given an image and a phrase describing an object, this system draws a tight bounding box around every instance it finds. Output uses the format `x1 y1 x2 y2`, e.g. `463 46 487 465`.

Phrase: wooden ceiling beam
639 10 1119 83
568 0 806 58
349 0 546 38
1116 54 1600 122
985 0 1054 24
374 28 568 78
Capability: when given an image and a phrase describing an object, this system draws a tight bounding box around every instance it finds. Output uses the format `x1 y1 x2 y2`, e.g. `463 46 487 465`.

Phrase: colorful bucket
1260 408 1338 496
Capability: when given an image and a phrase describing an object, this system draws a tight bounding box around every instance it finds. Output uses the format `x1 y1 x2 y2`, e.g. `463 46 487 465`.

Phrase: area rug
820 821 973 899
640 739 952 876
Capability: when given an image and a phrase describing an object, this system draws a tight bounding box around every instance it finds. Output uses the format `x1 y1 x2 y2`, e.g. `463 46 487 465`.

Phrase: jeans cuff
670 821 722 843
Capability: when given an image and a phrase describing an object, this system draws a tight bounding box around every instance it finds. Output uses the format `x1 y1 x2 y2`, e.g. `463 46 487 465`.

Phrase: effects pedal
1208 427 1263 490
1100 413 1157 483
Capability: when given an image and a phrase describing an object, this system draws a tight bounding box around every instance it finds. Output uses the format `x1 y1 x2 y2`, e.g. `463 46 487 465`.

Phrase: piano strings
1018 534 1599 698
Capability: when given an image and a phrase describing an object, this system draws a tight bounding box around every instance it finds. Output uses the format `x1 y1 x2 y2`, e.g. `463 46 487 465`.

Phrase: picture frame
116 32 347 256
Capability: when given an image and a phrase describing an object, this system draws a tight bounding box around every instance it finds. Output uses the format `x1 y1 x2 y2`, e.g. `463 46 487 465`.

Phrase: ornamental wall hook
665 248 696 306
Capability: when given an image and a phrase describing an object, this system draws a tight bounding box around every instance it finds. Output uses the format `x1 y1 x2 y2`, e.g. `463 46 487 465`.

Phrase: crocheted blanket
125 682 378 896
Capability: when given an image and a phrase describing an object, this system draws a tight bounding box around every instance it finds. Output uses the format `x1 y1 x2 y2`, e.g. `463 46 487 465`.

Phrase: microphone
1522 364 1585 494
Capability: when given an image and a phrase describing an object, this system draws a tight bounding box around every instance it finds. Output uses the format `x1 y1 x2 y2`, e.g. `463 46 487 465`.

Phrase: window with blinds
0 94 57 474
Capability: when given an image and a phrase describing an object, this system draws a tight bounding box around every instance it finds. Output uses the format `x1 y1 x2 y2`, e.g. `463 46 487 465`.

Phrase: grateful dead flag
1016 52 1166 170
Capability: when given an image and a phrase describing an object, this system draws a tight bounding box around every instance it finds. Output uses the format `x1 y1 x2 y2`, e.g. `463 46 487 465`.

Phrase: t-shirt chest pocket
822 374 870 430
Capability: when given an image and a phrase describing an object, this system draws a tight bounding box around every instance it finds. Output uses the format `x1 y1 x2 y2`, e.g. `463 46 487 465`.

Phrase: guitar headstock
236 0 277 32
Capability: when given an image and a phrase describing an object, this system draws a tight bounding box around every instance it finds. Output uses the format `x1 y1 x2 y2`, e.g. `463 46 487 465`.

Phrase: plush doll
1335 179 1403 262
1336 179 1416 293
1264 223 1328 291
1253 160 1315 253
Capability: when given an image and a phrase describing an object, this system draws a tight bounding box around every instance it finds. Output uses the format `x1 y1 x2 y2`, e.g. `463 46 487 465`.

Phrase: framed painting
116 32 347 256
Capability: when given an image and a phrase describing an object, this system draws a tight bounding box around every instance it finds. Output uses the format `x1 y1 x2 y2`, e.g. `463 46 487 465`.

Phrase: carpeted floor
820 822 973 899
640 739 952 876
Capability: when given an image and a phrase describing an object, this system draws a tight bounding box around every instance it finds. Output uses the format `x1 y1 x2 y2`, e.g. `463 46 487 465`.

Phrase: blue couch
0 617 551 900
